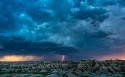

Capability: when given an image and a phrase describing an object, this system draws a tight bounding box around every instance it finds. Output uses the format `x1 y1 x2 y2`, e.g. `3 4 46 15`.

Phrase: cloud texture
0 0 125 60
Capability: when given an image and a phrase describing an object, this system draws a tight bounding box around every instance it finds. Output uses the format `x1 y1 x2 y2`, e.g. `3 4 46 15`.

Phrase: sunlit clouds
0 55 43 62
96 53 125 60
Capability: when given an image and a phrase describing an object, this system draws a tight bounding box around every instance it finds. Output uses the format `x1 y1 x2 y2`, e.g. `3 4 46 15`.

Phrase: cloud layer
0 0 125 60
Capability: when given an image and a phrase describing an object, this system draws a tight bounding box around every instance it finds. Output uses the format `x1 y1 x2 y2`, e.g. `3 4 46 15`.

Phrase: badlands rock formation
0 60 125 77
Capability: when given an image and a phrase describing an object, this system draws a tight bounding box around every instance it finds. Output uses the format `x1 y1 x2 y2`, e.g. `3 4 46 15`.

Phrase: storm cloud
0 0 125 60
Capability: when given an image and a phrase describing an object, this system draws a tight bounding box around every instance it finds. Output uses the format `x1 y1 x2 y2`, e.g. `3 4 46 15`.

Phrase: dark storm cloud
0 0 125 59
0 36 77 56
0 0 24 32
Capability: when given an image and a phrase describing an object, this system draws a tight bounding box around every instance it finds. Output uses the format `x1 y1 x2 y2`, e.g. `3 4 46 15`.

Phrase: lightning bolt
61 55 65 61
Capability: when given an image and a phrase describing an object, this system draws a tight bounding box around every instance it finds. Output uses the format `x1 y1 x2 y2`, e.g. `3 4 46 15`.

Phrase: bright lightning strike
61 55 65 61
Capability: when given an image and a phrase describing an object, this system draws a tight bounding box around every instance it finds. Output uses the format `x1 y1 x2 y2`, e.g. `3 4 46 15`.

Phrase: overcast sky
0 0 125 61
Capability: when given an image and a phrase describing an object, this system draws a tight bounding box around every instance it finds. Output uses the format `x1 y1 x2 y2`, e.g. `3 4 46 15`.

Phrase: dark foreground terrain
0 60 125 77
